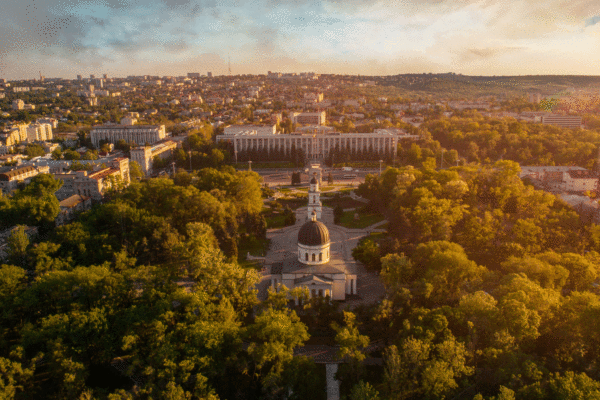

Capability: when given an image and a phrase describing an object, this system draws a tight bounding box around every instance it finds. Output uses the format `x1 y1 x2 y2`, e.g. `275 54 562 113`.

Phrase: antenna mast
228 55 231 76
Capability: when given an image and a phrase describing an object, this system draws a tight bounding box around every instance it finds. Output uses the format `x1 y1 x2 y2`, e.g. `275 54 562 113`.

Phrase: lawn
238 235 270 270
278 196 308 209
322 196 367 209
320 186 336 192
338 210 385 229
265 212 288 229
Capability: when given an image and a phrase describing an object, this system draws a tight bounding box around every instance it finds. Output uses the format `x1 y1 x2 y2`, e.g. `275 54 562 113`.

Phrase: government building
90 124 166 147
216 124 404 161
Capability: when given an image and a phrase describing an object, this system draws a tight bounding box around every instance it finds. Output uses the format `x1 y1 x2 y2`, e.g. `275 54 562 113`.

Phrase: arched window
305 253 308 261
312 254 316 262
319 253 322 261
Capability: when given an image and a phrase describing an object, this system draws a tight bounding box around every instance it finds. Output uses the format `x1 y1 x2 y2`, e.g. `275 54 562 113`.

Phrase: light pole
248 160 252 171
379 159 383 176
189 150 192 172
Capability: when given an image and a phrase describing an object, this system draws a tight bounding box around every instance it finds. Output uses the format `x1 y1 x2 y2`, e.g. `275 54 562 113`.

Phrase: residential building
73 158 130 200
36 118 58 129
223 124 277 136
12 99 24 110
292 111 326 125
55 195 92 226
541 114 582 129
26 123 53 142
304 93 324 103
520 166 596 193
0 166 50 194
90 124 166 147
130 140 178 175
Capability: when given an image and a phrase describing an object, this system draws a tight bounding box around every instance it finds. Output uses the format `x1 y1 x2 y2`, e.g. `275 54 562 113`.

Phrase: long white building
541 115 582 129
216 127 402 161
90 124 166 147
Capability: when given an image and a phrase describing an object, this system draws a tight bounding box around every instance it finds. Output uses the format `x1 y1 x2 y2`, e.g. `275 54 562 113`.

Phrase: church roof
294 274 334 285
298 219 329 246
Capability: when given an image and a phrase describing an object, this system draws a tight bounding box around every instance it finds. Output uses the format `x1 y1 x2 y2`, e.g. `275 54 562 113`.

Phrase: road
255 168 380 186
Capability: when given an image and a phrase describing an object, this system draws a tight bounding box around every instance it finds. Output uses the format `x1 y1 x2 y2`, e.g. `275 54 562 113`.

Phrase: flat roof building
292 111 326 126
541 114 582 129
90 124 166 147
130 140 178 176
217 127 400 162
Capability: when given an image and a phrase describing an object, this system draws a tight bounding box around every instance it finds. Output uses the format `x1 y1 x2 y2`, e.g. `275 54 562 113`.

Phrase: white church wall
298 242 330 265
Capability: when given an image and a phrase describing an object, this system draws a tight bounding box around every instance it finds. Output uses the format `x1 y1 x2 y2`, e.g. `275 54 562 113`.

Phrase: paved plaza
257 206 387 308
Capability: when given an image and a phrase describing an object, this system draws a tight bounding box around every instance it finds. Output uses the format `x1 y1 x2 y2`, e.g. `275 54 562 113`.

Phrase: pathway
259 206 387 308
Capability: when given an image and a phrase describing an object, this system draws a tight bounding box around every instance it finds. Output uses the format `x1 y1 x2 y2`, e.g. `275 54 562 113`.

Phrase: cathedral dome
298 218 330 246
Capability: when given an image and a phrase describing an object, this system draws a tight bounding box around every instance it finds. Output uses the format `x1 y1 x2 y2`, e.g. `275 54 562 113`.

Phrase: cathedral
268 175 358 301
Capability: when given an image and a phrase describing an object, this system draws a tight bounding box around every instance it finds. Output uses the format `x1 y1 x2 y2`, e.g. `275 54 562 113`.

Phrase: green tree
350 380 381 400
6 226 30 268
332 311 370 389
129 160 144 179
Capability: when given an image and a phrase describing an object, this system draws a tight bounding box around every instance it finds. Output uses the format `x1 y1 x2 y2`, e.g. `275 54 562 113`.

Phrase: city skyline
1 0 600 80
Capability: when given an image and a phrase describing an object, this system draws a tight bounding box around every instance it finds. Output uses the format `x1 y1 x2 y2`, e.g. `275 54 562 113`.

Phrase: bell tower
307 173 322 220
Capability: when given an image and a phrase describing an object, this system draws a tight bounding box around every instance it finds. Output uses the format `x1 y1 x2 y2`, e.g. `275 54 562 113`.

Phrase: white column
352 278 357 295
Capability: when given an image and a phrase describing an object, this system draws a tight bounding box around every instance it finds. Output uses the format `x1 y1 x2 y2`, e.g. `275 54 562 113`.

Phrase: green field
338 210 385 229
265 212 288 229
323 196 367 209
238 235 269 270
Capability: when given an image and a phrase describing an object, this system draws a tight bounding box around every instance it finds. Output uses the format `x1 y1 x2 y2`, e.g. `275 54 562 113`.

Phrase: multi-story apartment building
12 99 24 110
541 114 582 129
292 111 326 125
26 123 53 142
73 158 130 200
223 124 277 136
0 166 50 194
130 140 177 175
55 195 92 226
90 124 166 147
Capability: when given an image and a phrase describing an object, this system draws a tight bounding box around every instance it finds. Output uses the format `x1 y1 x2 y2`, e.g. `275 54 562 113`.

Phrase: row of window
300 250 329 262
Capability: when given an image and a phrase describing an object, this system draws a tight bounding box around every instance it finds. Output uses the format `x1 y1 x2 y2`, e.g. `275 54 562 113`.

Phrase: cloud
2 0 600 79
586 15 600 26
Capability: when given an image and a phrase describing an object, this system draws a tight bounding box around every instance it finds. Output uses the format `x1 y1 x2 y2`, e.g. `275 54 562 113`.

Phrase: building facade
217 128 400 161
90 124 166 147
541 115 582 129
0 166 50 194
73 158 130 200
130 140 177 175
26 123 53 142
292 111 326 125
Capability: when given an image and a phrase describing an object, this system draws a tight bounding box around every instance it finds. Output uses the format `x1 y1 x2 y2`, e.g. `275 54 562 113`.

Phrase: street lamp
248 160 252 171
379 159 383 176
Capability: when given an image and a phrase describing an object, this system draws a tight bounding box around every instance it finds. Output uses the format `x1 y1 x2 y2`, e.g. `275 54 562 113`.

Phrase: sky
1 0 600 80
